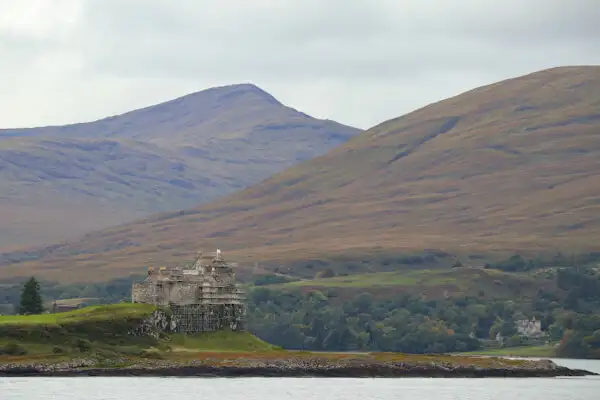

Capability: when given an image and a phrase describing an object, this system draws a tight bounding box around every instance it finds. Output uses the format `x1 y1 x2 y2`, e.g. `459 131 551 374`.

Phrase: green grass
274 270 450 288
269 267 532 290
0 303 156 326
462 344 557 358
0 339 56 356
168 331 279 352
256 267 544 303
0 304 277 363
0 303 160 357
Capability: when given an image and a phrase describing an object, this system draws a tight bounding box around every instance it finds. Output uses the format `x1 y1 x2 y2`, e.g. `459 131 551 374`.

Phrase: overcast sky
1 0 599 130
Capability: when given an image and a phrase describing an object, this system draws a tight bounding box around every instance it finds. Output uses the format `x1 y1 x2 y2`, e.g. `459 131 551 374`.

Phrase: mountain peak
182 83 283 107
0 80 360 257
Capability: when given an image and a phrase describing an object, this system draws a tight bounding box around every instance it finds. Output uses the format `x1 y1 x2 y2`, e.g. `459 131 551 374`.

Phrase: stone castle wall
132 281 193 306
132 281 243 306
131 283 154 304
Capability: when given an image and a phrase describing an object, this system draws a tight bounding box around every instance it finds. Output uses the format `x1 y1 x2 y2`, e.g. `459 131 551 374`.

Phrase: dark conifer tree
19 277 43 315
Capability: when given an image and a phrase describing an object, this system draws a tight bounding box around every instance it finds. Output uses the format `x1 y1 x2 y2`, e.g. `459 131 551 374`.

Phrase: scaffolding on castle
131 249 246 333
170 304 245 333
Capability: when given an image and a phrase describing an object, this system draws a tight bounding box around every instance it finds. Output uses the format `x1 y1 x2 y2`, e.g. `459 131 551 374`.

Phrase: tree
499 319 517 337
506 335 523 348
548 323 565 341
19 277 43 315
584 330 600 349
352 293 374 314
556 330 590 358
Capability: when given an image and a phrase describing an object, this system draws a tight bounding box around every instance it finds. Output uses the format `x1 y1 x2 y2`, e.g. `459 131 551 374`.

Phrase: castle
131 249 246 333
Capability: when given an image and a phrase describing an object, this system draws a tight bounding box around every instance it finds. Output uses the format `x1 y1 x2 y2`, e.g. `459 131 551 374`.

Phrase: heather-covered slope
0 84 359 250
2 66 599 282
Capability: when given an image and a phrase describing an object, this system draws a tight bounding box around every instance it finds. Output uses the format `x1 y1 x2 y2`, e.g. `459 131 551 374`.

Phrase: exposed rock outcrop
129 310 178 339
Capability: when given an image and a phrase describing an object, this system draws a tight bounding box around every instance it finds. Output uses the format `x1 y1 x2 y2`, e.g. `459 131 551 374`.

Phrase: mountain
2 66 600 283
0 84 359 250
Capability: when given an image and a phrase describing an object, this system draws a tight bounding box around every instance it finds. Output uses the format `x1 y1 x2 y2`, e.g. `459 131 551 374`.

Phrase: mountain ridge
1 66 599 282
0 83 360 250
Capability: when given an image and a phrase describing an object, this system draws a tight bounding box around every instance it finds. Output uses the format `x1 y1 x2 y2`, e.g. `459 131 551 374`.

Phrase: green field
273 267 531 288
462 344 557 358
169 331 278 352
262 267 541 301
281 270 440 287
0 303 156 325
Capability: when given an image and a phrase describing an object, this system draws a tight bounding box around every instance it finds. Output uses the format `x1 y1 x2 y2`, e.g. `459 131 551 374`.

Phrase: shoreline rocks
0 357 596 378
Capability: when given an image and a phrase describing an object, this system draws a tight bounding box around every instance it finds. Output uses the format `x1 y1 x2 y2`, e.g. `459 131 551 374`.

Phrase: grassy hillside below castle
0 304 276 362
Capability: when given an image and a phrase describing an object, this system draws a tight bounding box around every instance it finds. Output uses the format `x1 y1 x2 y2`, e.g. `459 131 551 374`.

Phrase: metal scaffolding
169 303 246 333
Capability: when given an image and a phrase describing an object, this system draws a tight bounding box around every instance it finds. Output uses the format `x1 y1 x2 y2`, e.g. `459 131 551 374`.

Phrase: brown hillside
2 66 600 282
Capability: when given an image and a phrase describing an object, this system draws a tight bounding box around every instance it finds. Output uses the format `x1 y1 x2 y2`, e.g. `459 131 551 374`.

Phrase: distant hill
0 84 359 250
2 66 600 283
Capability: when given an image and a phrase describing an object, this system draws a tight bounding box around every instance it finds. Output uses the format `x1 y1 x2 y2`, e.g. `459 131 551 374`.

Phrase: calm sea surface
2 359 600 400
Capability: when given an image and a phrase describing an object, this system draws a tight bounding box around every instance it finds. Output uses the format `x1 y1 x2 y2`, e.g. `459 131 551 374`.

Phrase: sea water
2 359 599 399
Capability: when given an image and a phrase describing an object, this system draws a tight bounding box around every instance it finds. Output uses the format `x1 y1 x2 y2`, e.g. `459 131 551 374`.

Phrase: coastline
1 356 596 378
1 304 596 379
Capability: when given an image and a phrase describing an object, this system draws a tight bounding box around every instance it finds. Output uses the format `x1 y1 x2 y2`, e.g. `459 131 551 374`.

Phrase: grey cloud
0 0 599 129
78 0 600 76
